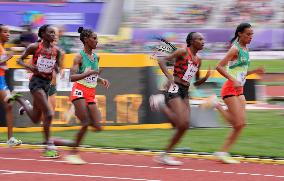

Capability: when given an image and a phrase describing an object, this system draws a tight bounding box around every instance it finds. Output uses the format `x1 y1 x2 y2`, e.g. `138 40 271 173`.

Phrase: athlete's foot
7 137 22 147
200 94 219 110
149 94 166 112
4 91 22 103
154 153 183 166
64 154 87 165
42 142 60 159
42 149 60 159
214 152 240 164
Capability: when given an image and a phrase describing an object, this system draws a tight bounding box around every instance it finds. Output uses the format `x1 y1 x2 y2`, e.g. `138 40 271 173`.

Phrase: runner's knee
233 122 246 131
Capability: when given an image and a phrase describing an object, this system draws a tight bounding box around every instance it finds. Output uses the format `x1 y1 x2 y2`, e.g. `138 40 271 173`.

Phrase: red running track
0 147 283 181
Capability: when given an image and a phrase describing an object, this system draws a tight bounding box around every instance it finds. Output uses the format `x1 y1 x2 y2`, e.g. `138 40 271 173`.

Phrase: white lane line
0 157 283 179
208 171 221 173
236 173 249 175
0 169 160 181
250 173 261 176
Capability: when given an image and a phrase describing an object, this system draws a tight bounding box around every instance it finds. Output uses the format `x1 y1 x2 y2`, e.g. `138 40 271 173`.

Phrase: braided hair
231 23 251 43
78 26 93 44
38 24 50 39
186 32 196 47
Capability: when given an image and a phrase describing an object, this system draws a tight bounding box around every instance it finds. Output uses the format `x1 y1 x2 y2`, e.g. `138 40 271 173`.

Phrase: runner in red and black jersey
14 24 62 158
150 32 211 166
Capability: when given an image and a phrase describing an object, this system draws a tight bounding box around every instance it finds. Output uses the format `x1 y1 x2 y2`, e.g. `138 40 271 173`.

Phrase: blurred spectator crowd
124 0 284 28
124 0 213 28
223 0 275 26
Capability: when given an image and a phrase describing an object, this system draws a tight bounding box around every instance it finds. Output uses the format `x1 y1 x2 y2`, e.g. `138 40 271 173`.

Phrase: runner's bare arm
247 66 265 76
158 49 186 82
16 43 38 71
0 52 13 64
194 63 211 86
216 46 238 82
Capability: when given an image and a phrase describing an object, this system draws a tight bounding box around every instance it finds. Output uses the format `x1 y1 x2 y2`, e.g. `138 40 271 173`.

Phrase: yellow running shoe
64 154 87 165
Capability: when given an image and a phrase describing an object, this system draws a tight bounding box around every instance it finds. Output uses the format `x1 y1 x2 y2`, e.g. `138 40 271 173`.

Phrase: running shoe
154 153 183 166
214 152 240 164
42 149 60 159
200 94 219 110
6 137 22 147
64 154 87 165
18 100 32 115
149 94 166 111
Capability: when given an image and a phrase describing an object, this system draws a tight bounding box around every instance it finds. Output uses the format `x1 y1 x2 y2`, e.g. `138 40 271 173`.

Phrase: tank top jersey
32 42 58 80
227 41 250 86
76 50 99 88
0 44 8 76
173 48 200 83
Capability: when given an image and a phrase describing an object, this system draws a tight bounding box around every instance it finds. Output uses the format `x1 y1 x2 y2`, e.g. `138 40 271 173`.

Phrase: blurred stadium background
0 0 283 156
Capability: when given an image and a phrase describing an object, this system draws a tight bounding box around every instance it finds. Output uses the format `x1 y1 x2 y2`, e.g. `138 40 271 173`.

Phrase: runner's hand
101 79 110 89
27 65 39 74
254 66 265 75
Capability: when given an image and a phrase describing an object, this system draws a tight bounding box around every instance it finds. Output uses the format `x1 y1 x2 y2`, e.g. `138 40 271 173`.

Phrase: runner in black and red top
15 24 62 158
149 32 211 166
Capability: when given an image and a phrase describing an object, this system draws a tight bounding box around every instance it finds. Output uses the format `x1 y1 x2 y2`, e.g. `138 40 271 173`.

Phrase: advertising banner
0 2 104 32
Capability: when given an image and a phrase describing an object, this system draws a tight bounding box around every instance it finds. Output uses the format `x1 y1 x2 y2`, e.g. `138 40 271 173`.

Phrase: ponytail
230 23 252 43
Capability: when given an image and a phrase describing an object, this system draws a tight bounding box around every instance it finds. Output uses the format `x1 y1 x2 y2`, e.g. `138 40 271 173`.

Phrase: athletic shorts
48 84 57 96
29 75 51 95
165 82 189 102
221 80 244 99
0 76 8 90
70 82 96 104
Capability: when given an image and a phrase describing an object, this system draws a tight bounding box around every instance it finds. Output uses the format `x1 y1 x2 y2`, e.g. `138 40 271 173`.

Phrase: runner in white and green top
203 23 265 164
227 41 250 86
52 27 110 165
77 49 99 88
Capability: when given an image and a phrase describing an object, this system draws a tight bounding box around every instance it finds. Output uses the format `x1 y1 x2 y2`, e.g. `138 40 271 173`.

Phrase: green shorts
48 84 57 96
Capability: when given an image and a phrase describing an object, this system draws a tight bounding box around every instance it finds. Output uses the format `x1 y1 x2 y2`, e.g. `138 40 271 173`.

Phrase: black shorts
48 84 57 96
29 75 51 95
165 82 189 102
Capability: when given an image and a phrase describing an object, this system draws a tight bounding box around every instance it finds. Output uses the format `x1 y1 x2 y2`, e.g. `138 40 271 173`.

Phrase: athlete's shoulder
75 52 83 60
228 44 239 54
28 42 40 50
174 48 187 57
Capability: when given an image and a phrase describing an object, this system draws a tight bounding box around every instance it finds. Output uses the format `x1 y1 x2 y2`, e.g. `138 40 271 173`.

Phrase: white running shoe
149 94 166 111
214 152 240 164
154 153 183 166
64 154 87 165
200 94 219 110
7 137 22 147
18 100 32 115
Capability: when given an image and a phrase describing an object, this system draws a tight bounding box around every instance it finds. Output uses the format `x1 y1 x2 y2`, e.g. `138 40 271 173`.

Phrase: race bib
85 74 98 84
237 72 246 86
73 89 83 97
168 83 179 93
36 56 56 73
182 63 198 82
